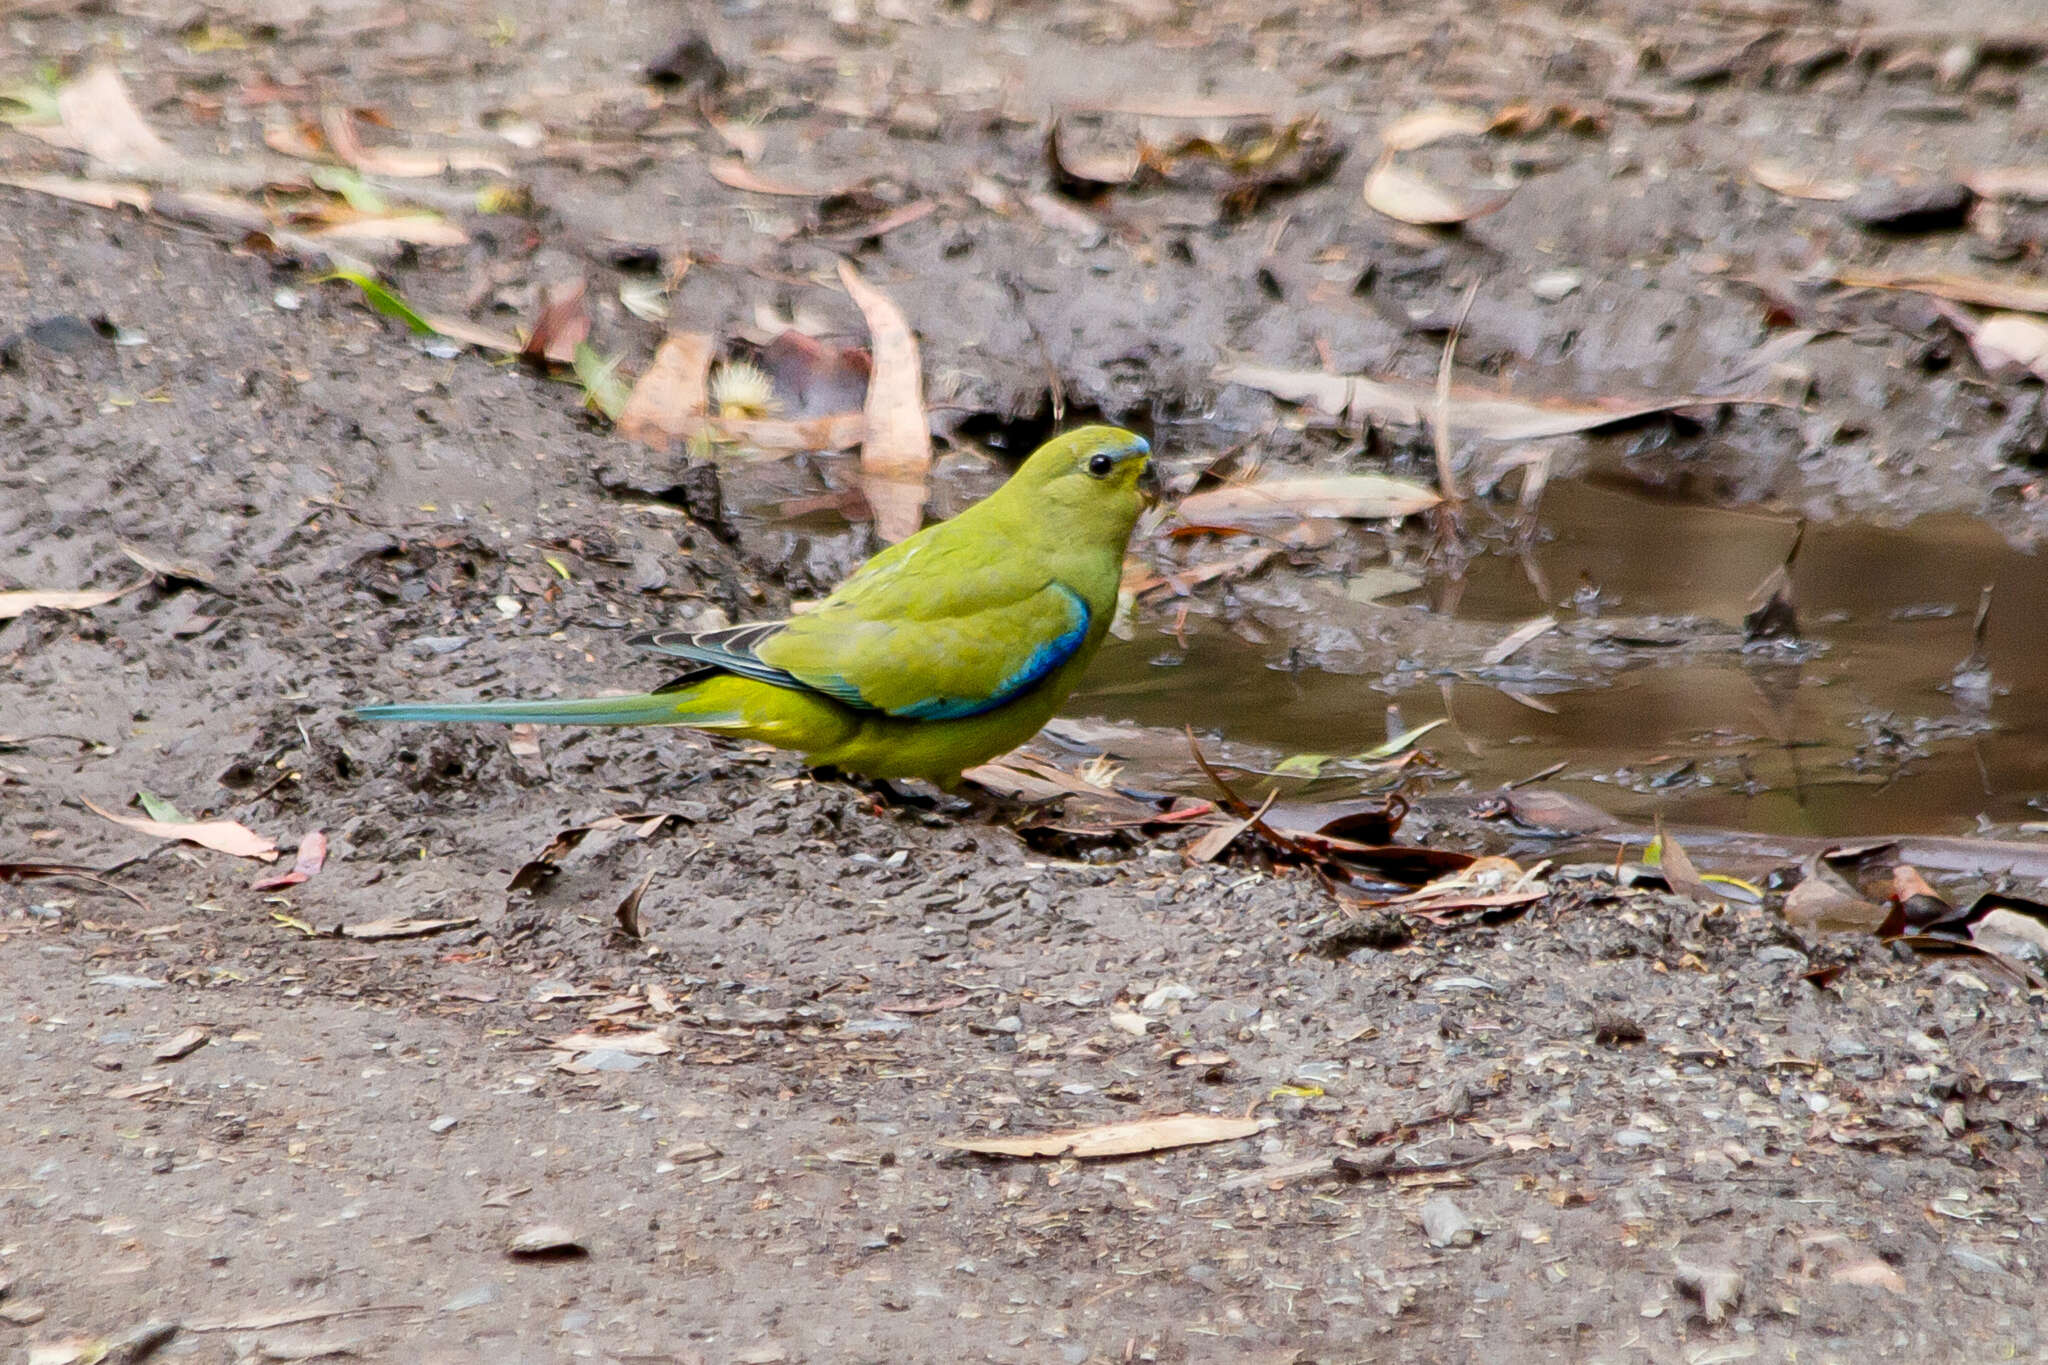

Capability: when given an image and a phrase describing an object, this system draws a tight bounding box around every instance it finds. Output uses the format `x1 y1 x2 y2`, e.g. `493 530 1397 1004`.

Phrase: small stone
1531 269 1583 301
507 1224 588 1259
0 1301 46 1325
1844 179 1975 232
990 1015 1022 1034
1614 1127 1655 1147
1421 1195 1478 1248
152 1027 209 1062
428 1115 459 1134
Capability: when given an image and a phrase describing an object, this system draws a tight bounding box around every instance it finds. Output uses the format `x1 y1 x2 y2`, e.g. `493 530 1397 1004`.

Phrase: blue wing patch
889 584 1091 721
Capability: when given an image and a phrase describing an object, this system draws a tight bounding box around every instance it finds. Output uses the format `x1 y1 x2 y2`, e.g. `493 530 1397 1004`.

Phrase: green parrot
355 426 1154 787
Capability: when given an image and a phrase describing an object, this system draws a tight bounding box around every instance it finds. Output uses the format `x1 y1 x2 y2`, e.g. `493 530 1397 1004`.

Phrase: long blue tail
355 692 699 727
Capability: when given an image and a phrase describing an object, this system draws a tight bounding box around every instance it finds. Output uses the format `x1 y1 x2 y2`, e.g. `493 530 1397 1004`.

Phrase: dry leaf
1363 155 1512 226
1782 852 1887 934
415 312 522 354
522 279 590 368
717 412 866 453
1750 159 1858 201
0 577 149 621
339 916 478 940
837 260 931 543
1834 269 2048 316
1177 474 1441 524
310 216 469 248
614 869 655 940
48 65 176 170
549 1030 674 1056
321 106 494 178
1654 818 1716 905
709 159 838 196
0 173 153 212
937 1113 1268 1159
1380 107 1488 152
1216 360 1779 440
250 831 327 892
83 797 277 861
617 332 714 451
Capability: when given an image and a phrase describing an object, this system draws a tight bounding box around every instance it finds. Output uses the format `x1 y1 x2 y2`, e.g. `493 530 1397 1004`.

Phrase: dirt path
5 0 2048 1360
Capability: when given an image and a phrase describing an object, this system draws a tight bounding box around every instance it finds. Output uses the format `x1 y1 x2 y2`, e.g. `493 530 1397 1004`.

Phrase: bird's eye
1086 453 1116 478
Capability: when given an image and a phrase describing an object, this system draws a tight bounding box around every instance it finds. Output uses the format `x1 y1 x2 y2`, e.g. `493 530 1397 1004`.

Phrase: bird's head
1001 426 1155 528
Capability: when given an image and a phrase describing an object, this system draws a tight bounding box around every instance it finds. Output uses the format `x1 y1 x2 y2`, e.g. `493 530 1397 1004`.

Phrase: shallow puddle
1078 477 2048 838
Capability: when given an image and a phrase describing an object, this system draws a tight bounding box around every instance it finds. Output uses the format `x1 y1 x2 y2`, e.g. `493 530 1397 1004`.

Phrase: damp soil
5 1 2048 1361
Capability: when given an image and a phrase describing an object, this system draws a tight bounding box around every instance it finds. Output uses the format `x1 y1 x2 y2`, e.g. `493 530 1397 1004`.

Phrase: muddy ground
5 0 2048 1361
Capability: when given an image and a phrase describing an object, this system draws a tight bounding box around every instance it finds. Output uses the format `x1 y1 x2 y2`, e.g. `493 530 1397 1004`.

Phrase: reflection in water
1074 479 2047 838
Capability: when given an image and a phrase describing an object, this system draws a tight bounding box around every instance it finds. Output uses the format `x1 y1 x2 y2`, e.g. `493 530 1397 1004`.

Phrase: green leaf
137 790 190 823
310 166 390 215
1356 718 1447 761
318 270 436 336
1272 753 1332 778
573 342 630 421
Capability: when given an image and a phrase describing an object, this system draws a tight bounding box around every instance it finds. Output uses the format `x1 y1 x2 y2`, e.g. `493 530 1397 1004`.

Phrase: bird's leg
807 766 949 813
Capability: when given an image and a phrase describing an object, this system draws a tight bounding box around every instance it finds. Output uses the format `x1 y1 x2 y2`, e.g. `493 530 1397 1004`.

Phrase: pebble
406 635 472 657
429 1115 459 1134
1531 269 1583 301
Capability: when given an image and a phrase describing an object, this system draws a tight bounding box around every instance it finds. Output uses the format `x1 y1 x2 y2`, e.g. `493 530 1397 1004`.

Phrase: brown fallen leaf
1834 268 2048 316
549 1030 674 1056
1654 818 1716 905
521 278 590 369
0 173 153 212
83 797 277 861
0 861 150 911
709 159 842 196
1782 851 1888 935
309 216 469 248
0 576 150 621
320 106 508 179
251 831 327 892
614 869 655 940
938 1113 1269 1159
339 916 479 940
837 260 931 543
1481 614 1558 666
39 65 177 171
1216 360 1780 440
718 411 866 453
152 1027 209 1062
1750 159 1859 201
1177 474 1441 524
415 312 523 355
617 332 715 451
1362 154 1512 226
